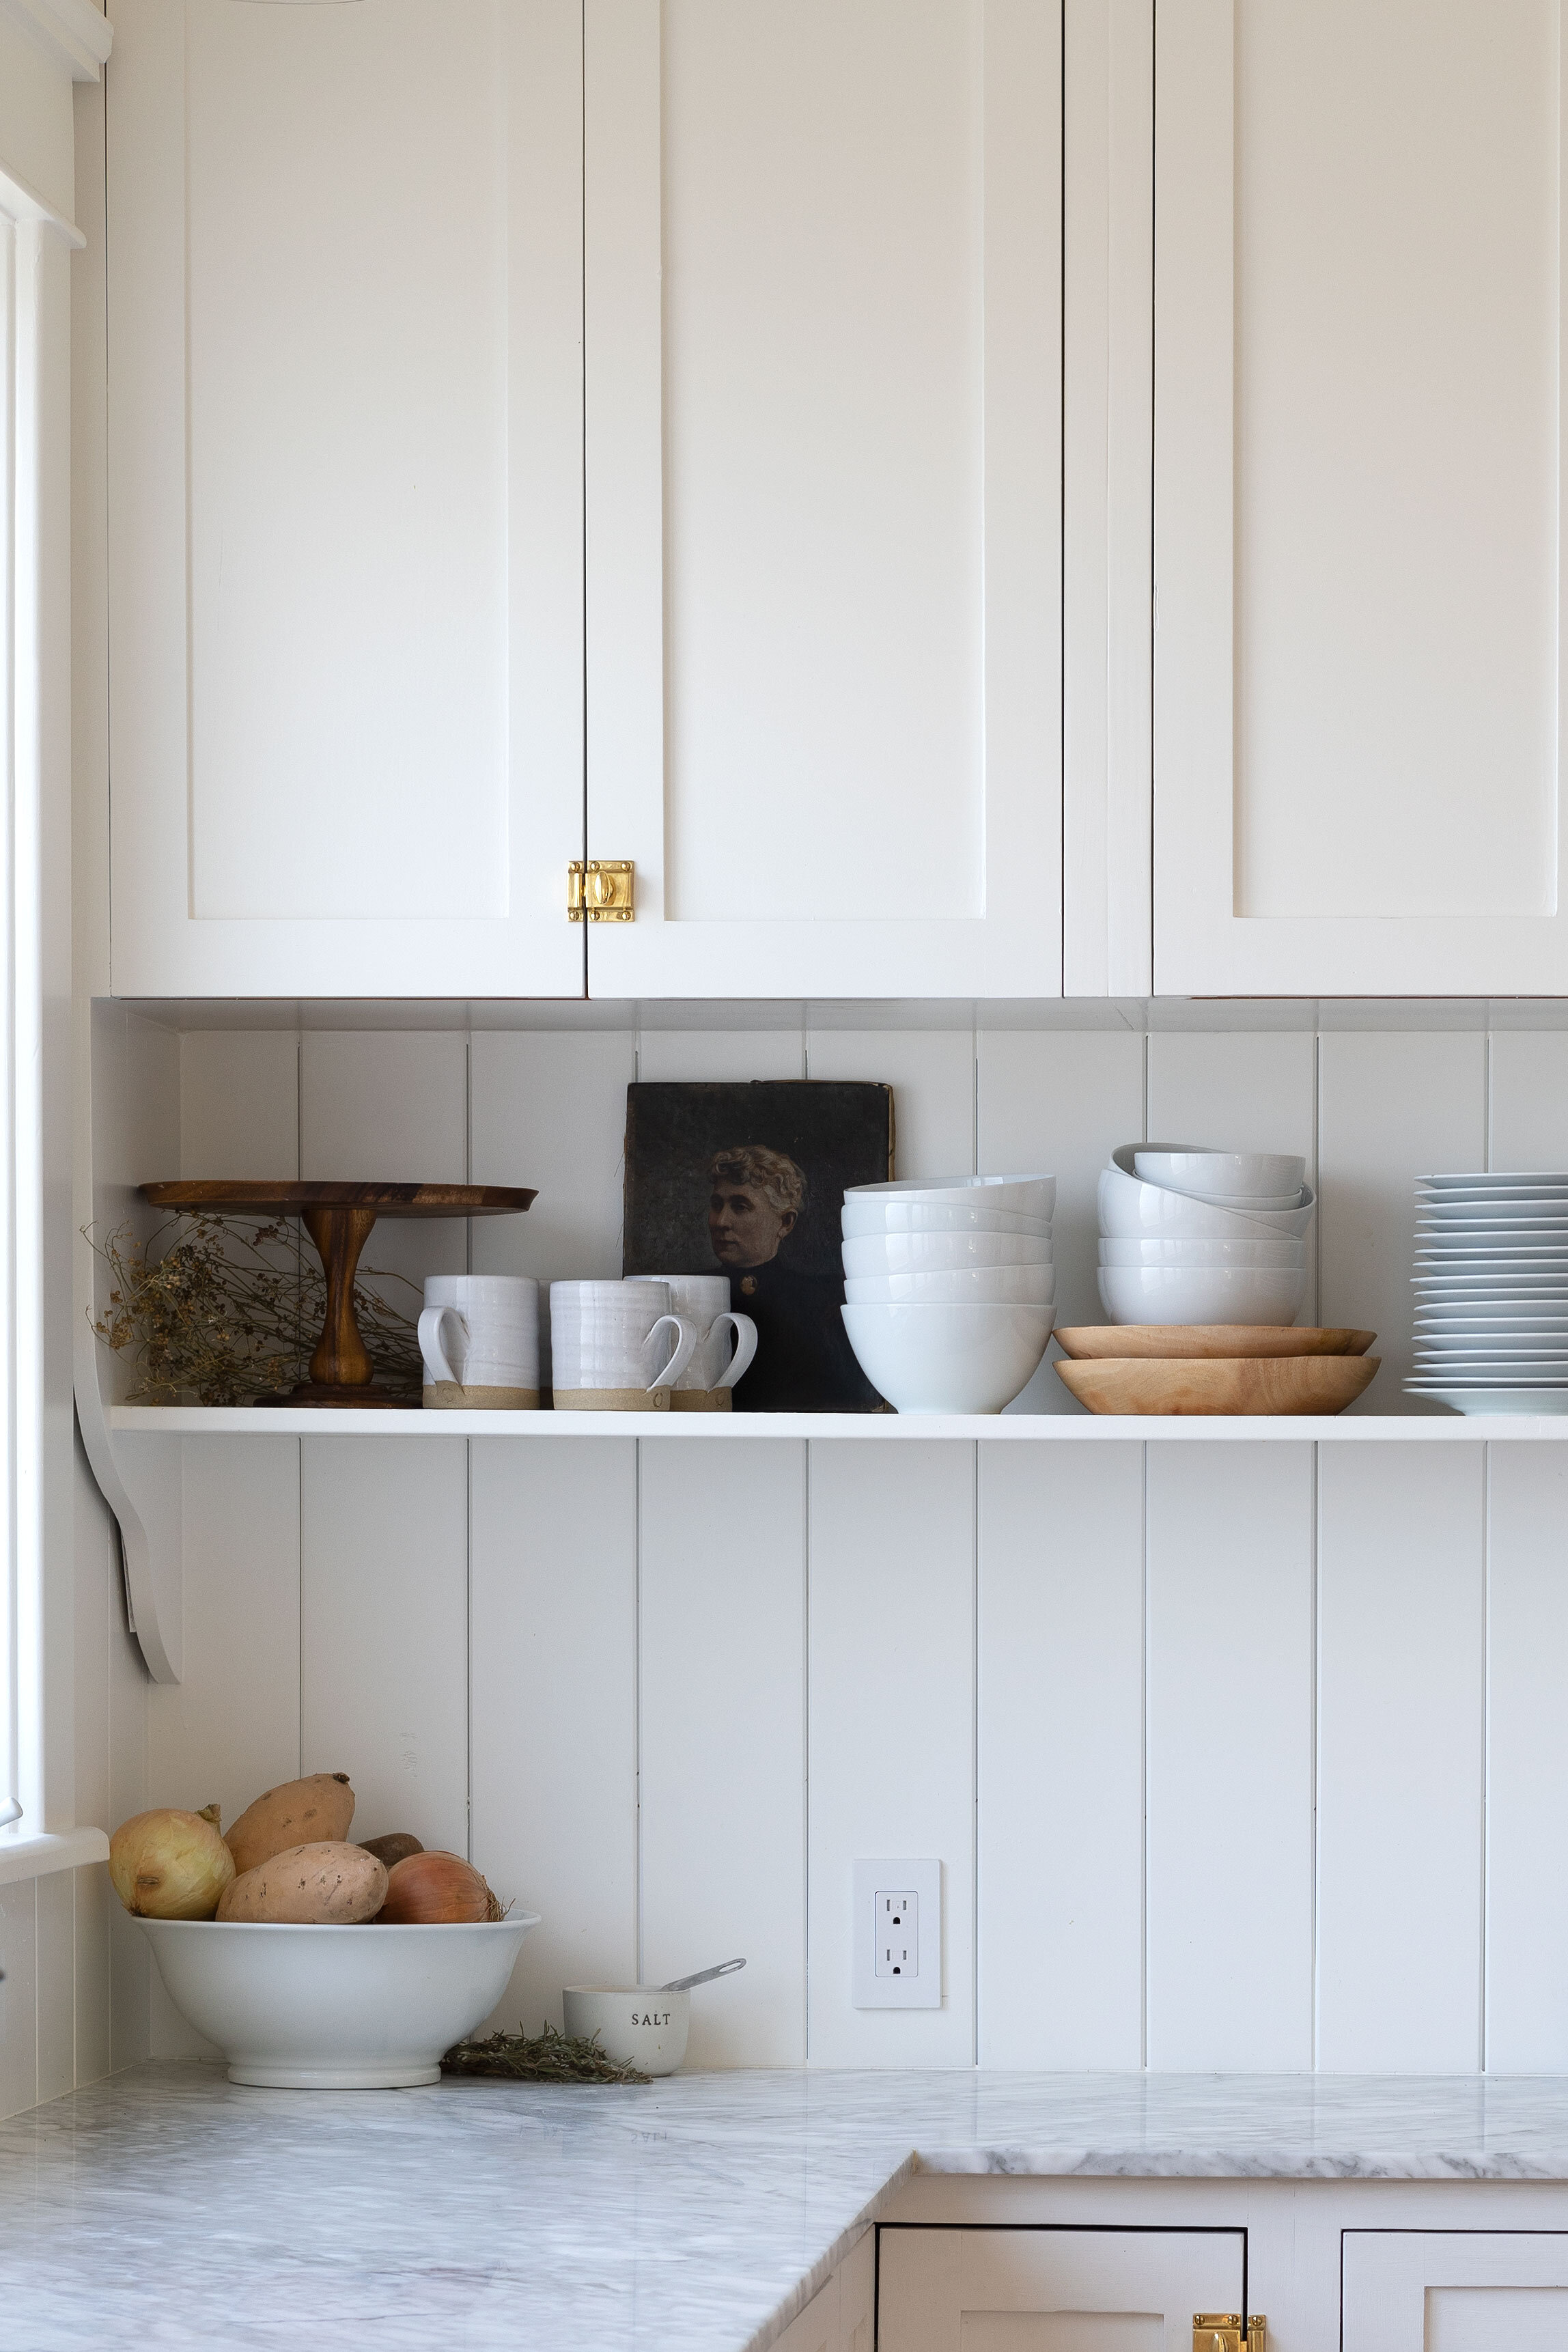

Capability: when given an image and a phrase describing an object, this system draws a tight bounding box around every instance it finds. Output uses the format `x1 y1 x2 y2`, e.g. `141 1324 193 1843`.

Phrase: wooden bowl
1054 1324 1375 1360
1054 1354 1380 1416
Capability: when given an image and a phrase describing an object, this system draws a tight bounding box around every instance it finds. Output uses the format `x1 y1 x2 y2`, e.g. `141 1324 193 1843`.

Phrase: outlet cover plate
853 1857 941 2008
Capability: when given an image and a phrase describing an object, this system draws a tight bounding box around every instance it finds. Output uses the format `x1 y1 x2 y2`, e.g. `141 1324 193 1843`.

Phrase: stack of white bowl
1409 1172 1568 1415
839 1174 1056 1413
1097 1145 1314 1326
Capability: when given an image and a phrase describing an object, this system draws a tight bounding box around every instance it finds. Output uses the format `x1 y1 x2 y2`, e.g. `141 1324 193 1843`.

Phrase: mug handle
644 1313 698 1390
711 1311 758 1390
418 1306 467 1386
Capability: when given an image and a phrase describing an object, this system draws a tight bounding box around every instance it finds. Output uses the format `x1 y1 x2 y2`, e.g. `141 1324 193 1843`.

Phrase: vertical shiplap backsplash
66 1003 1568 2088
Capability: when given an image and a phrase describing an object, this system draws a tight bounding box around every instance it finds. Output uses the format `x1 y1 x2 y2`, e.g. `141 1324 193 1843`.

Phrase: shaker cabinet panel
878 2226 1246 2352
105 0 585 996
1154 0 1568 994
1343 2230 1568 2350
583 0 1063 997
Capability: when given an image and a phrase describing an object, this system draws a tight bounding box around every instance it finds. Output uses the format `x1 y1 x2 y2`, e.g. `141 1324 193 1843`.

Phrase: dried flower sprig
85 1214 424 1407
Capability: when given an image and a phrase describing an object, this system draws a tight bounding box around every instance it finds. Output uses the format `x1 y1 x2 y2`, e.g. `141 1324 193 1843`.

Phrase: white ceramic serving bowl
841 1231 1050 1278
137 1915 539 2088
1097 1237 1306 1269
844 1264 1055 1307
1135 1149 1306 1198
840 1302 1055 1414
1097 1263 1307 1327
845 1173 1056 1222
563 1985 690 2075
841 1199 1052 1242
1098 1164 1317 1242
1147 1184 1305 1212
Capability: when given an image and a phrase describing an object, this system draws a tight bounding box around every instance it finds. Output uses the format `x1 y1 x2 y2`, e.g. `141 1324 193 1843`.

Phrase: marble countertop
7 2064 1568 2351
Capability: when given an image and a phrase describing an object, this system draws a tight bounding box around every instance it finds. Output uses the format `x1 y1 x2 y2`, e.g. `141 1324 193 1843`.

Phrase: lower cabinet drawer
1343 2230 1568 2351
877 2225 1248 2351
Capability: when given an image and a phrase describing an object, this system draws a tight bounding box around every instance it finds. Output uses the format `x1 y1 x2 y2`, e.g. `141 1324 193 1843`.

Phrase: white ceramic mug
636 1274 757 1410
419 1276 540 1408
548 1280 699 1410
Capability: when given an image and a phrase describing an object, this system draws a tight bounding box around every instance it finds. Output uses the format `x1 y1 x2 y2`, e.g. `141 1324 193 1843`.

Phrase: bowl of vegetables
110 1778 538 2088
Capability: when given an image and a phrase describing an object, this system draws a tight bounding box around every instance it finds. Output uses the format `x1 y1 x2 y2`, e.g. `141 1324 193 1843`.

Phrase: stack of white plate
1409 1173 1568 1415
838 1174 1056 1413
1096 1145 1313 1326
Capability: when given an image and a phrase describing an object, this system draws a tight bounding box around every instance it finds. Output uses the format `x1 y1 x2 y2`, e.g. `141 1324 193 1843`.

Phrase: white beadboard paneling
300 1031 470 1296
108 1492 150 2071
148 1437 300 1823
807 1440 975 2067
1316 1442 1485 2072
640 1439 806 2067
300 1438 468 1855
73 1440 113 1836
0 1879 37 2120
73 1864 113 2090
123 1009 182 1190
1317 1031 1487 1411
1147 1026 1319 1326
470 1028 635 1284
1485 1441 1568 2071
179 1030 299 1178
1145 1442 1314 2070
636 1028 804 1082
1489 1030 1568 1171
805 1029 973 1182
977 1026 1143 1412
36 1872 74 2104
977 1441 1143 2067
470 1438 636 2033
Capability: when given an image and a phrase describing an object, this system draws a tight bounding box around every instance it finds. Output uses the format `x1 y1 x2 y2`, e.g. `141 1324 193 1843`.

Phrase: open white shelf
108 1405 1563 1440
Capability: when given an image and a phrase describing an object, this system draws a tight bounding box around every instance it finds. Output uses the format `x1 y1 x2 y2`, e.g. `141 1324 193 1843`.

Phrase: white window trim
1 159 83 1855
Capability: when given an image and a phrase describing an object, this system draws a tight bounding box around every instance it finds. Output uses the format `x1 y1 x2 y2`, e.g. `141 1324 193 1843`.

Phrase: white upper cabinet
1154 0 1568 996
581 0 1064 998
104 0 586 997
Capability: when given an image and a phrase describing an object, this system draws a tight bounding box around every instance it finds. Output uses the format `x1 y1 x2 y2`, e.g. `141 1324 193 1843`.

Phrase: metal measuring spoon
660 1957 747 1993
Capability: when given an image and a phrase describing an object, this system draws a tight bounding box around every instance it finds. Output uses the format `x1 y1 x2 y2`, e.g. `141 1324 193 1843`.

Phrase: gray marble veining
5 2064 1568 2350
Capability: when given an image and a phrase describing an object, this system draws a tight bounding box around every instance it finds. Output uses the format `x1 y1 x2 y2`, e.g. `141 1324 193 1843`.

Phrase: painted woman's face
708 1183 796 1268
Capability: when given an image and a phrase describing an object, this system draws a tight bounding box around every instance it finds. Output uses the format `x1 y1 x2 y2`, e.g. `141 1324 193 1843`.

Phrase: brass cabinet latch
1195 2319 1265 2352
568 860 634 922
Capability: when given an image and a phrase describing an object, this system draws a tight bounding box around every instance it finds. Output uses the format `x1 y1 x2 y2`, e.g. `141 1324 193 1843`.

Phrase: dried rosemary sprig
441 2027 650 2086
85 1214 424 1407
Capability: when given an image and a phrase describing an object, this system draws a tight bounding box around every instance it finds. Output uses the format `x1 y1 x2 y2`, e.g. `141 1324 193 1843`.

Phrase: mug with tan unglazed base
636 1274 758 1410
420 1275 540 1408
548 1280 699 1410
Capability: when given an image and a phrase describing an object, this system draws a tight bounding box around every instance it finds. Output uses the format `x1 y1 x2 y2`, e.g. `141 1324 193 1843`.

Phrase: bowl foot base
227 2062 442 2089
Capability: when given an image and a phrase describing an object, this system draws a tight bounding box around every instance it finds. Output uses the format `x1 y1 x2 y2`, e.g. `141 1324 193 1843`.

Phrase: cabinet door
583 0 1063 998
105 0 585 997
878 2225 1246 2351
1343 2229 1568 2349
1155 1 1568 994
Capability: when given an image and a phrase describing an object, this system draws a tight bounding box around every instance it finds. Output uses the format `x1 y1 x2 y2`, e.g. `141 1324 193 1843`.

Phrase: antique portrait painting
623 1081 895 1410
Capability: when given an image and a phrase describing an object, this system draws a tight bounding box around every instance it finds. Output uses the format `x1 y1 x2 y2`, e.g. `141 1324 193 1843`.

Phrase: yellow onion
378 1850 503 1924
109 1805 236 1920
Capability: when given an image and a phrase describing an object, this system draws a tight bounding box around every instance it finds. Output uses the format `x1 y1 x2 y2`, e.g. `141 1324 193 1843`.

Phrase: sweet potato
359 1832 423 1870
216 1840 386 1924
226 1774 354 1874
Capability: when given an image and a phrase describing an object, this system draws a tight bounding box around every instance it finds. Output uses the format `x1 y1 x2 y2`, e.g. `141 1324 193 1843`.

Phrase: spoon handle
660 1957 747 1993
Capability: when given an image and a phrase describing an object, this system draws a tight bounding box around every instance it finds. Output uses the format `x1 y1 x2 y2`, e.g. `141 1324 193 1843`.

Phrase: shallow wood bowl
1054 1324 1375 1360
1054 1354 1380 1416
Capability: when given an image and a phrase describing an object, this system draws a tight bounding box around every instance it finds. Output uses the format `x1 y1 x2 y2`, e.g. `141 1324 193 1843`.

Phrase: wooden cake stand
140 1181 537 1406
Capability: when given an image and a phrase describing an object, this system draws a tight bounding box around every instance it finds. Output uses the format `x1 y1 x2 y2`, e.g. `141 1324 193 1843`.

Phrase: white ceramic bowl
842 1231 1050 1278
1097 1236 1305 1268
1134 1149 1306 1197
563 1985 690 2076
844 1264 1055 1307
1096 1263 1307 1327
841 1199 1052 1242
840 1302 1054 1414
137 1914 540 2088
1098 1164 1317 1242
845 1173 1056 1221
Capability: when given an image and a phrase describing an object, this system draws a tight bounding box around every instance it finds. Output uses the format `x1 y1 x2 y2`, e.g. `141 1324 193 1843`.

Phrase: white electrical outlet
853 1858 941 2008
